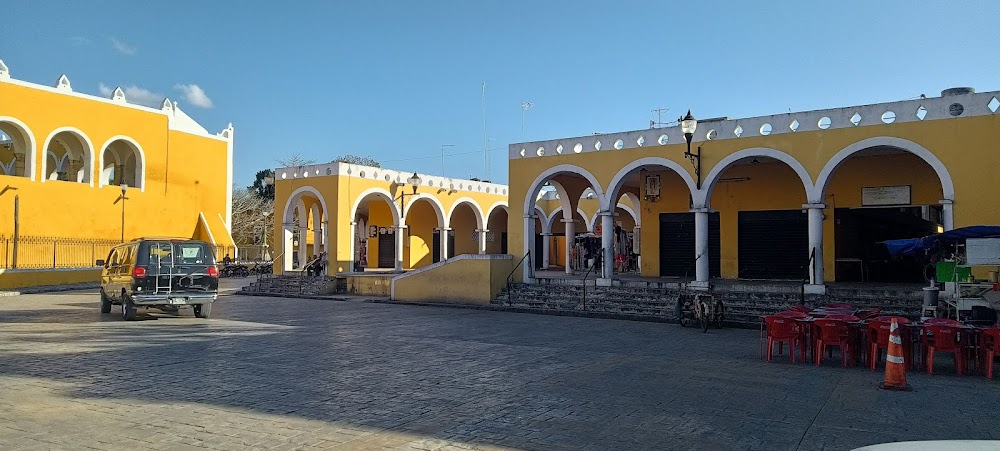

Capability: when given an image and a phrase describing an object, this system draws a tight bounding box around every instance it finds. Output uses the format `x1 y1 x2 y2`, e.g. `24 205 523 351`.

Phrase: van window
121 246 135 267
108 248 121 267
178 243 212 264
146 242 173 265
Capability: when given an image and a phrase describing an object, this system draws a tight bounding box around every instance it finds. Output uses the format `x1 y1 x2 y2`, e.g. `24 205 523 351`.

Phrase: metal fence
0 235 121 269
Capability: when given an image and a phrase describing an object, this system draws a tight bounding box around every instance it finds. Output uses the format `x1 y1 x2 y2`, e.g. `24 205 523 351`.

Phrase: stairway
241 274 330 297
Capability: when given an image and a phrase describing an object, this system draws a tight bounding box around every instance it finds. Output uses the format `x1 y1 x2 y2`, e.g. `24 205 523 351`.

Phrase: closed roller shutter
432 230 441 263
377 232 395 268
737 210 808 280
659 213 720 278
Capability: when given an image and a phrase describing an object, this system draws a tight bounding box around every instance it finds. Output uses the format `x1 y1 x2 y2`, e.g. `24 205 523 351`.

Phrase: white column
563 218 575 274
321 219 329 253
313 221 322 256
395 225 407 271
297 226 308 269
282 223 294 272
541 232 552 269
478 229 489 254
805 203 826 294
522 214 536 282
440 227 451 261
633 226 642 269
600 211 615 282
348 221 357 273
692 208 710 290
941 199 954 231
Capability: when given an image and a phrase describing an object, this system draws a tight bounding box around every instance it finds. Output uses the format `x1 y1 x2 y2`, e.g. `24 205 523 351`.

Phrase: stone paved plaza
1 282 999 451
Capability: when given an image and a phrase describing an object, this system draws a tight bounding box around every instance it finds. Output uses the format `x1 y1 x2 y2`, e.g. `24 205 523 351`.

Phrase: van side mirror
96 259 106 267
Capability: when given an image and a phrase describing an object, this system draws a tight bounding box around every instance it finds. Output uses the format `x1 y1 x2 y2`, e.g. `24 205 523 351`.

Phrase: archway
0 118 36 180
281 186 329 274
100 136 145 190
42 128 94 184
447 199 485 257
403 195 445 268
702 149 813 281
546 206 590 271
349 188 401 272
485 202 509 255
817 138 950 283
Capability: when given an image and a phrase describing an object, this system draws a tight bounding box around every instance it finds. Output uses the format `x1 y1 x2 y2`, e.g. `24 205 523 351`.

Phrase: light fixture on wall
680 110 702 189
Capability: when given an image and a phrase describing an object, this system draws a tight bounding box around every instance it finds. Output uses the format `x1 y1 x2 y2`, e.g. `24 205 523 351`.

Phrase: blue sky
4 1 999 186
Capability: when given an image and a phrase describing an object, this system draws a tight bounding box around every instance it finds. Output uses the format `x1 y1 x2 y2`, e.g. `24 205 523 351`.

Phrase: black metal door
534 234 544 269
659 213 720 278
377 232 395 268
737 210 808 280
447 230 456 259
501 232 508 254
432 230 441 263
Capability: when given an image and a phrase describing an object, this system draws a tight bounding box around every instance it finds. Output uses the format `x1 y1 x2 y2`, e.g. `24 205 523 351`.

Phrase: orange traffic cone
880 318 913 391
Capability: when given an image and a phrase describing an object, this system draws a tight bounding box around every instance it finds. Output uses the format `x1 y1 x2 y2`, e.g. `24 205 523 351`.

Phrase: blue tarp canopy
881 226 1000 257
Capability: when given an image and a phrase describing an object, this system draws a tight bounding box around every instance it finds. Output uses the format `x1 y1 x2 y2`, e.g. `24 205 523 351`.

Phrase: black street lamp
680 110 701 189
395 172 422 216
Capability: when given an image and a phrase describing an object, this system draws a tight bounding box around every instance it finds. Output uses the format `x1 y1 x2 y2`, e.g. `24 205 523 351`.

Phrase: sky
3 1 999 187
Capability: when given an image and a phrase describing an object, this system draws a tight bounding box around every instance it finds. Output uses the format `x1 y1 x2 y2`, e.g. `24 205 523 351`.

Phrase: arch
446 197 485 230
616 202 639 226
604 157 697 211
0 116 38 181
402 193 445 227
40 126 95 186
578 207 592 232
700 147 815 207
349 187 401 226
485 201 509 225
814 136 955 202
98 135 146 191
284 185 330 226
619 192 641 227
522 164 607 218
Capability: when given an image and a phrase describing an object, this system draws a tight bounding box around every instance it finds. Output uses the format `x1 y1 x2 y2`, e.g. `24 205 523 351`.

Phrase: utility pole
12 194 19 269
482 82 489 181
440 144 454 177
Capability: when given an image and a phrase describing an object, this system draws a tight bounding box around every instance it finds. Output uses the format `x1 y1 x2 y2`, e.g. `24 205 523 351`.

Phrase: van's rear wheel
100 290 112 313
194 303 212 319
122 294 137 321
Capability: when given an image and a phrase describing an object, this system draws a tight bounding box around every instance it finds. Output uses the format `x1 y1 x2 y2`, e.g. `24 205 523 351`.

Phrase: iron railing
0 234 120 270
506 251 532 304
581 259 597 311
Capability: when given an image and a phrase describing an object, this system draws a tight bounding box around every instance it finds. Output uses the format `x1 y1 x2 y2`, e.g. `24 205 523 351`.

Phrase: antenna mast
482 82 489 180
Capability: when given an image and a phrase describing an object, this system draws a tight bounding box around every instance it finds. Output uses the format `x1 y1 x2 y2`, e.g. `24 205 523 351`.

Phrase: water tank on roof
941 87 975 96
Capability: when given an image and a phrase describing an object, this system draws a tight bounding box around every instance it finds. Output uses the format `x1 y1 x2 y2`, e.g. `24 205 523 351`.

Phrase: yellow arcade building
0 60 235 289
272 162 509 276
509 87 1000 293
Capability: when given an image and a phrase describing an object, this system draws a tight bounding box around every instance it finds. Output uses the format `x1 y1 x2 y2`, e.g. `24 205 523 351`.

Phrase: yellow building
272 163 509 275
0 60 235 288
509 87 1000 293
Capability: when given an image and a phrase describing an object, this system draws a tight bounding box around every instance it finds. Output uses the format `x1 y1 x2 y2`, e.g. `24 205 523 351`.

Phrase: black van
100 237 220 320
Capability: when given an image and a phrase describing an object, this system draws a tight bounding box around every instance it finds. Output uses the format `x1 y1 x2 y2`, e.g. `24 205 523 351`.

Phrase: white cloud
174 84 214 108
110 37 136 56
98 83 163 107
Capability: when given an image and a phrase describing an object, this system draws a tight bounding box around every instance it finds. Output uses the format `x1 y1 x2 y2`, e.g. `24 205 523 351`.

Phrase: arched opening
403 196 445 268
604 158 697 278
447 200 484 257
281 187 328 274
704 153 811 280
43 129 93 184
0 119 35 179
485 203 509 255
350 189 400 272
820 145 947 283
522 165 606 280
100 137 144 190
546 206 590 271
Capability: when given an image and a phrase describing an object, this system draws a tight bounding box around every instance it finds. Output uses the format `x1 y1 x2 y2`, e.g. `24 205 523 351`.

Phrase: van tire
122 294 137 321
100 290 112 313
194 303 212 319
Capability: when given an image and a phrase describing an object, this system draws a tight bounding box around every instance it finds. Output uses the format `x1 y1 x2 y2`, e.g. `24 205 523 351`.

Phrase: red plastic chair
924 325 967 376
855 309 881 320
924 318 962 326
825 314 860 322
777 310 809 319
980 328 1000 380
867 317 912 371
764 315 807 364
826 303 854 310
814 319 854 367
789 304 812 313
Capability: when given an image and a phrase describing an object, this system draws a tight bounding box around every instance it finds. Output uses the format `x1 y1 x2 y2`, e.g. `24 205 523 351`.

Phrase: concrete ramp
391 254 514 304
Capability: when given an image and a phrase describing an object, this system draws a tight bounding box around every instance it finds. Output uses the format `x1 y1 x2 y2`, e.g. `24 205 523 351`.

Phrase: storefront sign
862 185 911 206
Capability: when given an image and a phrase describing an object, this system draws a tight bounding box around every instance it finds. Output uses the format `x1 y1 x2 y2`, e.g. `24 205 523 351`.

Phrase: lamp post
395 172 422 216
680 110 701 189
117 183 128 242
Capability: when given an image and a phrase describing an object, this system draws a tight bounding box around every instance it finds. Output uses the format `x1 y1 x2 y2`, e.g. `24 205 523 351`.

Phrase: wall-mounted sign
862 185 911 206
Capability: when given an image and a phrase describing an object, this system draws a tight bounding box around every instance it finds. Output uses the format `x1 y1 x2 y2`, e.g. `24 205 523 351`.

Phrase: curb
237 291 359 302
0 282 101 296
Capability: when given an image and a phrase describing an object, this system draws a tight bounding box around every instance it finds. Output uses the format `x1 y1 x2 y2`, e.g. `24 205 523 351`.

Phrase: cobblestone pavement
1 284 999 450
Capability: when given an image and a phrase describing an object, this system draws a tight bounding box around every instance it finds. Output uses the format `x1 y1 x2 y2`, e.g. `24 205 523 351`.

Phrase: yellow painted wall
405 200 437 268
0 268 100 290
391 255 514 304
510 113 1000 282
0 78 233 278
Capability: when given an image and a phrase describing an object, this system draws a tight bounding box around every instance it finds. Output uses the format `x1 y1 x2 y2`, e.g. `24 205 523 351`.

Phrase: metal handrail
801 247 817 305
506 251 532 304
581 260 597 311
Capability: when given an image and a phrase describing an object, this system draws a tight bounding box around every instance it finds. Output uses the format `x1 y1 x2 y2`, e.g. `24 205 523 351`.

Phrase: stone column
522 214 536 281
282 223 295 272
692 208 710 290
297 225 308 270
348 221 357 273
541 232 552 269
633 226 642 269
478 229 489 254
941 199 954 231
313 220 323 257
395 225 407 271
440 227 451 261
562 218 575 274
804 203 826 294
599 211 615 282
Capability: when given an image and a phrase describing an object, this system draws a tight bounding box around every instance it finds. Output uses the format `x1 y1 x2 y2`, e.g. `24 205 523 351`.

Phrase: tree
333 154 380 167
248 169 275 200
275 152 316 167
231 185 274 248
